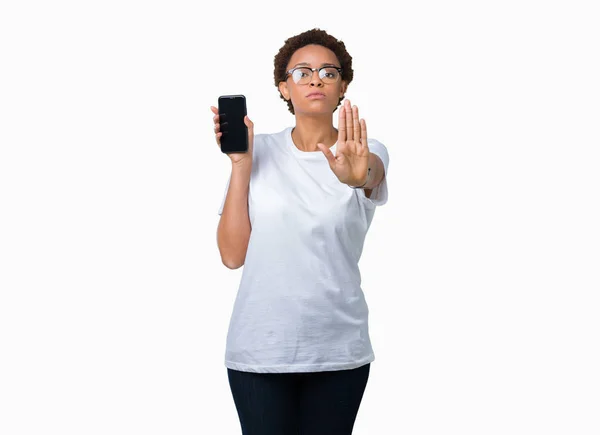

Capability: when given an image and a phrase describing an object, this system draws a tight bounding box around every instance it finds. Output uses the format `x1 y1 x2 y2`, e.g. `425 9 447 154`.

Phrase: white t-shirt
218 126 389 373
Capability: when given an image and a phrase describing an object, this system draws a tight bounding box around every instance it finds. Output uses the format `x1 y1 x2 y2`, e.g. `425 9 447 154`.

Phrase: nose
309 71 324 87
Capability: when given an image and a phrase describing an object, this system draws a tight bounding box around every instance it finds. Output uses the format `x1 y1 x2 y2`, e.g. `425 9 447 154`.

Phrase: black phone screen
218 95 248 154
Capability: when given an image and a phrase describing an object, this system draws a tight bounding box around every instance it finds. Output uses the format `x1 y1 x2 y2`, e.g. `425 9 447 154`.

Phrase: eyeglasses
285 66 343 85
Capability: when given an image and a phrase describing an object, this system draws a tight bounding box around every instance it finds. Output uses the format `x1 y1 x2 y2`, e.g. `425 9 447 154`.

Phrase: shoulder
249 132 266 158
252 128 288 145
251 128 288 155
366 137 388 152
366 138 390 168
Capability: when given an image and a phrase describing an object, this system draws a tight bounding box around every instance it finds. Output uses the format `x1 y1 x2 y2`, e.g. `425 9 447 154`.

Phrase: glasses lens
319 67 340 83
292 68 312 84
291 67 340 84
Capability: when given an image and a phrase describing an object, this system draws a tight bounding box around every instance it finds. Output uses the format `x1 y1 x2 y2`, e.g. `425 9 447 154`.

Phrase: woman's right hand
211 106 254 166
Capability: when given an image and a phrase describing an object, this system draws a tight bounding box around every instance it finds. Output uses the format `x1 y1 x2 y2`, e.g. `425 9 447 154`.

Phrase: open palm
317 99 370 187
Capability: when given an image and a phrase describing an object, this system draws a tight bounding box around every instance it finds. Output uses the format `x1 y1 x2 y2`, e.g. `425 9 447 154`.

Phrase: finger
317 143 336 169
360 119 368 147
353 105 360 145
212 107 220 127
214 123 220 133
244 115 254 134
216 132 222 146
338 105 346 143
345 100 353 141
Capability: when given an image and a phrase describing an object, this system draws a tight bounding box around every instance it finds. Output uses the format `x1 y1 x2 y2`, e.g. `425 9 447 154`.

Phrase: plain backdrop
1 1 599 434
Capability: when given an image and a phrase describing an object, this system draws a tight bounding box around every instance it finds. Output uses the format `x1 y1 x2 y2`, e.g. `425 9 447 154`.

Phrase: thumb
244 115 253 130
317 143 335 168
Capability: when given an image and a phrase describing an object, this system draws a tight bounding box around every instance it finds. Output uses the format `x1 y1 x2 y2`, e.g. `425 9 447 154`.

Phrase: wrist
349 167 371 189
232 158 252 170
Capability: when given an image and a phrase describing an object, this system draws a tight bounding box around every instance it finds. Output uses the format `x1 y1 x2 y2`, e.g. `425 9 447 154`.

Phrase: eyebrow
293 62 339 67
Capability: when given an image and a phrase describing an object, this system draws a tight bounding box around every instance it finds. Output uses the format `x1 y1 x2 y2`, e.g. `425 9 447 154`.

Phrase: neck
291 114 338 152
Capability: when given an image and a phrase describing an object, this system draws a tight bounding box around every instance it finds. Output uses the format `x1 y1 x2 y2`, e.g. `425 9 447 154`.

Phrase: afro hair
273 28 354 115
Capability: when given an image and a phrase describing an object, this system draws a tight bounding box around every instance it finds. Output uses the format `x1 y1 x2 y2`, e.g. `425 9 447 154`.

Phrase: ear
278 81 290 101
340 82 347 98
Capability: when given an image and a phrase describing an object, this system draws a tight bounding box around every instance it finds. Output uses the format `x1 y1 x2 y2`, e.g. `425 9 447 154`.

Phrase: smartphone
218 94 248 154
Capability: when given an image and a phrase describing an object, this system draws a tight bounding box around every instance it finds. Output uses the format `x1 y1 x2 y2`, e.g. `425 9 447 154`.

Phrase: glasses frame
285 66 343 84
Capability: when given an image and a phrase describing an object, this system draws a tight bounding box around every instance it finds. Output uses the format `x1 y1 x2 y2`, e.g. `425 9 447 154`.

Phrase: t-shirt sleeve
218 173 231 216
362 138 390 206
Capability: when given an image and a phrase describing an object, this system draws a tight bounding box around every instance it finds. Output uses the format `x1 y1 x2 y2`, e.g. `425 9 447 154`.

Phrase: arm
217 161 252 269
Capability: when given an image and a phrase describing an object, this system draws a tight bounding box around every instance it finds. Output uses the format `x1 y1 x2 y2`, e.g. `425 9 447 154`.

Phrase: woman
212 28 390 435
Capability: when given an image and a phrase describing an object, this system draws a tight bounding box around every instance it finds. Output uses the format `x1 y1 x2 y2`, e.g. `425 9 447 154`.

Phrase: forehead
288 44 339 67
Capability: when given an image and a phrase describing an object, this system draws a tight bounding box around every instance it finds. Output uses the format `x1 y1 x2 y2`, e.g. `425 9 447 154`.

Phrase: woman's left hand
317 99 370 187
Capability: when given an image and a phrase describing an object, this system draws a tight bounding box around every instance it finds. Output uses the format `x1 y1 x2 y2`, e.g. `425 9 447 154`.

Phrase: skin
278 44 346 152
278 44 380 191
210 43 384 193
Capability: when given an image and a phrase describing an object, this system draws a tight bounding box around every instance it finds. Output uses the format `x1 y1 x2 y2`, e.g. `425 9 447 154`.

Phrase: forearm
217 161 252 269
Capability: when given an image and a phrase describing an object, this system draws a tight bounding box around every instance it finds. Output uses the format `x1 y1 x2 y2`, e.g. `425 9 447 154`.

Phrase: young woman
212 28 390 435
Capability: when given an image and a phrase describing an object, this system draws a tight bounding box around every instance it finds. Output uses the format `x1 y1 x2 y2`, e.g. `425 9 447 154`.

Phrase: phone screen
218 95 248 154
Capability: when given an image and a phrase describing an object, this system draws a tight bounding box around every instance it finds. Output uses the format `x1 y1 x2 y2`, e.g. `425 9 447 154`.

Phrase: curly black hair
273 28 354 115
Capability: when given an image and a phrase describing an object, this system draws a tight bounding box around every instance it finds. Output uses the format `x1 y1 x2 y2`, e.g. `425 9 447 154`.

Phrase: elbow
218 241 246 269
222 257 244 270
217 240 246 269
216 221 250 270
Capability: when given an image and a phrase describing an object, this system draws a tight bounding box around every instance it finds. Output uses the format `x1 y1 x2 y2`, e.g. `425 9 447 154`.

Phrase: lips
306 92 325 97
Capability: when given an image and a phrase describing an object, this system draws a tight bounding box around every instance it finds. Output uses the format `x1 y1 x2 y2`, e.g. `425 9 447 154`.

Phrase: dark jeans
227 363 370 435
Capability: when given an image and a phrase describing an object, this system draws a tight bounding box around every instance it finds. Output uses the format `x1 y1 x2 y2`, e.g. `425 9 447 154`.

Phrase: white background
1 0 599 434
